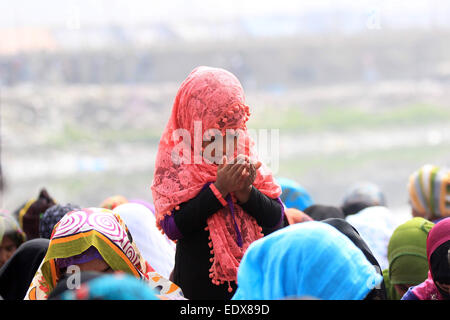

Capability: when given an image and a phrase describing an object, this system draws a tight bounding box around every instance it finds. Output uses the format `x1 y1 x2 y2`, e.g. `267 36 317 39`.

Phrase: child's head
172 66 252 165
201 133 240 164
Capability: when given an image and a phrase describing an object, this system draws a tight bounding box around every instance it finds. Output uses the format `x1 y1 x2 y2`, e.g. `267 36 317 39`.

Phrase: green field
41 104 450 149
249 104 450 132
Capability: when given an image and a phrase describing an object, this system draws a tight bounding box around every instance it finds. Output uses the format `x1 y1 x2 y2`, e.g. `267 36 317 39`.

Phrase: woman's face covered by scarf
25 207 184 300
25 208 150 300
387 217 434 298
430 241 450 298
426 218 450 299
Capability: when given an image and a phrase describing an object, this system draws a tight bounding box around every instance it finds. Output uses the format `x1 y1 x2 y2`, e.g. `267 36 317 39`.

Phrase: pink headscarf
426 218 450 262
151 66 281 289
411 217 450 300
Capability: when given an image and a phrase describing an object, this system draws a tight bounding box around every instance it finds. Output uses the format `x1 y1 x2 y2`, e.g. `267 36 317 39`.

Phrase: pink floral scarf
151 66 281 290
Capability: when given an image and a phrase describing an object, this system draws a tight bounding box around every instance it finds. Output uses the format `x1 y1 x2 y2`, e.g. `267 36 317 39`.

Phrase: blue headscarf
277 177 314 211
232 221 382 300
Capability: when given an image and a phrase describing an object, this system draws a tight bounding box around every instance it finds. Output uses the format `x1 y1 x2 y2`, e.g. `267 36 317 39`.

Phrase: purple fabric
275 197 285 228
401 287 420 300
160 183 214 241
161 214 183 241
55 246 103 269
226 194 243 247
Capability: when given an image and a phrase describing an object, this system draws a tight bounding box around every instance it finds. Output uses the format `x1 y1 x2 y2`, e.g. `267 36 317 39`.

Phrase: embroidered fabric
151 66 281 289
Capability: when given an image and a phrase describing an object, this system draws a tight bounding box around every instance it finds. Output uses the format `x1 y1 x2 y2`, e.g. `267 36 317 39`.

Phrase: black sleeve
238 186 283 229
172 186 224 237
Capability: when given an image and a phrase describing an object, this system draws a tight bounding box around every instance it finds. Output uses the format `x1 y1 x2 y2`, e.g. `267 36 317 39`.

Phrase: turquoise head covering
232 221 382 300
58 273 160 300
278 177 314 211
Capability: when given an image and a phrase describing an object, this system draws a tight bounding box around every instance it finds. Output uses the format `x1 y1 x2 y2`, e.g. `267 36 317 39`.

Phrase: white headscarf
113 203 175 279
345 206 405 270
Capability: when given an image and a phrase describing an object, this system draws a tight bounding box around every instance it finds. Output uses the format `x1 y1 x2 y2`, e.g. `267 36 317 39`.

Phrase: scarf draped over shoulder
151 66 281 288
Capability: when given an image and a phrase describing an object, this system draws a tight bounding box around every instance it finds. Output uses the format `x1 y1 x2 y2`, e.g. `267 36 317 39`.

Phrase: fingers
229 161 247 179
234 165 252 189
217 156 228 170
217 154 260 193
233 154 248 165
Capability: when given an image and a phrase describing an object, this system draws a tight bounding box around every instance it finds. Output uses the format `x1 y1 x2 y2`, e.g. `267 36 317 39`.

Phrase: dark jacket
164 185 283 300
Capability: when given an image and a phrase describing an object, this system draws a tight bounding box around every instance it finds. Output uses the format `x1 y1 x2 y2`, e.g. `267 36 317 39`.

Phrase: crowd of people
0 66 449 301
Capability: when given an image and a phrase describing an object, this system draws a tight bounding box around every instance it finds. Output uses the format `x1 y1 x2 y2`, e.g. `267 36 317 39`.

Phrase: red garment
151 66 281 288
426 217 450 262
410 217 450 300
410 271 443 300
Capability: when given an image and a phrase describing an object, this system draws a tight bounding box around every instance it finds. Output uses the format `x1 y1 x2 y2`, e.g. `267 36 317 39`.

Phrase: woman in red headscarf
151 66 284 299
401 217 450 300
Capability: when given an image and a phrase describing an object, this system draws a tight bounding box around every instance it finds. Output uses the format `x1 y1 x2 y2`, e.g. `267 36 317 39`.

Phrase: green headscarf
382 269 402 300
387 217 434 286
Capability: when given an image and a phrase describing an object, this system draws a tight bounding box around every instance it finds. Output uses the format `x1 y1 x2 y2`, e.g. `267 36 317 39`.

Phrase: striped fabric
408 165 450 219
24 208 184 300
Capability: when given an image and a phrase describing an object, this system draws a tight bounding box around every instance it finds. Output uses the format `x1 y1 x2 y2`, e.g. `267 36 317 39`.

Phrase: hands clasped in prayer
214 155 262 203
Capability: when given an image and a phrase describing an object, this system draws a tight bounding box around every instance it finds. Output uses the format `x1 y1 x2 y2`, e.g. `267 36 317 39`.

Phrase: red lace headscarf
151 66 281 290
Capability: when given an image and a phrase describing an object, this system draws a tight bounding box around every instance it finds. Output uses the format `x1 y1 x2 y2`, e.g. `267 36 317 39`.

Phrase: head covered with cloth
232 221 382 300
384 217 434 299
404 218 450 300
24 207 183 300
408 164 450 222
277 177 314 211
0 213 26 268
15 188 56 240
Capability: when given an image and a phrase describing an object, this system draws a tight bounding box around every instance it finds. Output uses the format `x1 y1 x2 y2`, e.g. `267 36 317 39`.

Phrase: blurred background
1 0 450 215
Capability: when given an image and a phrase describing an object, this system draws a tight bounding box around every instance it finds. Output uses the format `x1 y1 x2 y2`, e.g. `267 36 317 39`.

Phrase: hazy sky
1 0 449 28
